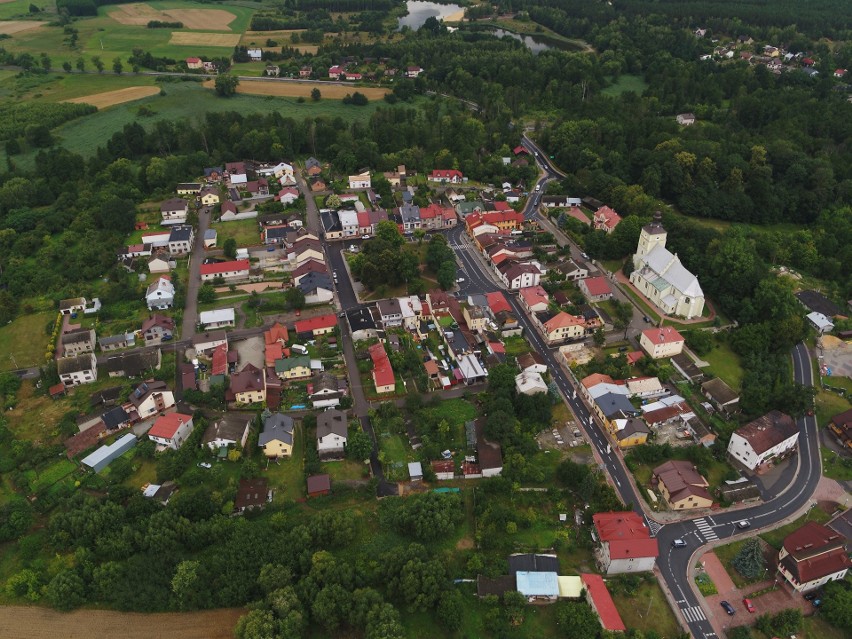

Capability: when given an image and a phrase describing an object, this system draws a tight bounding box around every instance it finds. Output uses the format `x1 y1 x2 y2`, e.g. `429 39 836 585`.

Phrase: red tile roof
641 326 684 345
486 291 511 314
492 201 512 211
544 312 584 333
581 574 626 632
781 522 851 584
264 322 289 345
199 259 249 276
294 313 338 334
432 460 455 473
735 410 798 454
149 413 192 440
593 511 659 560
430 169 463 180
212 344 228 376
594 205 622 229
369 342 395 388
581 373 616 388
580 276 612 297
519 285 549 308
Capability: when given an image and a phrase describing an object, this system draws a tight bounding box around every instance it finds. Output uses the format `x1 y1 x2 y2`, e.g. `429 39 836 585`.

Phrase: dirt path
0 606 244 639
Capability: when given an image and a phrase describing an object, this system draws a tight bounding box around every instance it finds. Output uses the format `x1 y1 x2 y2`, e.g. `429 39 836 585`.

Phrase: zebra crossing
680 605 707 623
693 517 718 541
646 517 663 536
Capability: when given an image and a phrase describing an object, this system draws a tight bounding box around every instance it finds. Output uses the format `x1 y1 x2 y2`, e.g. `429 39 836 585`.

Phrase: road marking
647 519 663 536
680 605 706 623
692 517 718 541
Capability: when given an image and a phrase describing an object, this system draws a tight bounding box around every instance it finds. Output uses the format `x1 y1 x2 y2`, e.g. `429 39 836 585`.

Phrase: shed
307 473 331 497
408 461 423 481
515 571 559 600
557 575 583 599
81 433 137 473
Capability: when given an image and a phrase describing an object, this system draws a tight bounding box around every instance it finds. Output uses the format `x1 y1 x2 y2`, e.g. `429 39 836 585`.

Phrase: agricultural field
65 85 161 108
203 78 390 100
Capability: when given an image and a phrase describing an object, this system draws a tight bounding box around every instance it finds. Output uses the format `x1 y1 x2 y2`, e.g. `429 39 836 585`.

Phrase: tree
223 238 237 259
198 283 216 304
284 286 305 310
214 74 239 97
171 560 203 610
62 61 72 72
555 601 601 638
822 581 852 633
593 328 605 347
346 429 372 462
731 538 765 579
311 88 321 101
75 56 85 72
436 262 456 290
92 55 104 73
503 590 527 625
45 569 86 611
437 590 464 630
112 57 123 75
39 53 51 71
235 609 277 639
325 194 341 209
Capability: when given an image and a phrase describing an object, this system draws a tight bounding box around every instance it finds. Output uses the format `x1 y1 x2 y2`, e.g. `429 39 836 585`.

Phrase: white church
629 212 705 319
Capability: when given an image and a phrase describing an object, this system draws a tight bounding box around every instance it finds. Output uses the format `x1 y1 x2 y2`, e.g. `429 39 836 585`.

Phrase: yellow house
275 356 311 380
652 460 713 510
613 417 650 448
462 305 489 331
258 413 294 458
176 183 202 195
229 364 267 404
200 189 220 206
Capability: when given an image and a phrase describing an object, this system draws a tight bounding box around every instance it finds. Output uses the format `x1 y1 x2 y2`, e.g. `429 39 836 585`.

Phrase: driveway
230 335 265 370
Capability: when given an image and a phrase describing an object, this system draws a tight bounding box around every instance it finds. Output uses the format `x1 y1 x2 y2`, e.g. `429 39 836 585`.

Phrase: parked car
643 315 651 323
672 538 688 548
720 601 735 616
198 462 212 469
161 334 173 341
743 598 755 613
736 520 751 529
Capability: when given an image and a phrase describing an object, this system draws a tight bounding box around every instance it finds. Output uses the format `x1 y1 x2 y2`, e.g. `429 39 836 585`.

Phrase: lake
491 28 582 53
398 1 464 31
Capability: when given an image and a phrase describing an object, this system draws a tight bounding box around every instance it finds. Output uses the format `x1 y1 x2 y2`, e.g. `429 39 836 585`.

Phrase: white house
128 380 176 419
146 277 175 310
201 414 251 451
199 308 235 329
777 522 851 593
199 259 250 282
191 331 227 356
167 225 194 256
806 312 834 334
348 171 371 189
57 353 97 387
316 409 348 456
247 48 262 61
498 262 541 290
639 327 685 359
515 371 548 396
160 198 188 225
593 512 659 575
727 410 799 471
148 413 194 450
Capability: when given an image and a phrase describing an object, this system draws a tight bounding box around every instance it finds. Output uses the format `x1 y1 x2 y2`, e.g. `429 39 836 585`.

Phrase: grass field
204 78 390 100
0 310 53 370
261 422 305 501
702 340 744 390
612 580 681 638
821 447 852 481
602 74 649 96
322 458 368 481
213 217 261 247
815 386 849 428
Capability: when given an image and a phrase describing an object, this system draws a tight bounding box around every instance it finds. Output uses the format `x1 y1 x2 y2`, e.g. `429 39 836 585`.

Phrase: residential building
292 259 329 284
234 478 271 514
652 460 713 510
199 259 250 282
148 253 172 274
515 371 548 395
146 277 175 310
185 57 202 69
61 328 96 356
201 414 251 451
199 308 235 329
377 298 403 327
348 171 371 189
275 355 311 380
630 213 704 319
369 342 395 394
258 412 295 458
498 262 541 289
167 225 194 256
294 314 337 338
517 352 547 374
554 259 588 281
297 272 334 304
199 187 220 206
148 413 194 450
578 276 613 302
592 512 659 574
310 373 344 408
307 473 331 497
727 410 799 471
539 311 585 345
227 363 266 404
592 206 622 233
345 307 377 341
701 378 740 415
462 304 489 331
639 326 685 359
398 203 421 232
98 334 130 351
128 380 175 418
160 198 189 225
141 314 174 345
103 349 161 378
828 408 852 451
58 353 97 386
777 522 851 593
398 295 424 330
59 297 87 316
428 169 464 184
612 416 651 448
676 113 696 126
519 286 550 314
317 409 348 456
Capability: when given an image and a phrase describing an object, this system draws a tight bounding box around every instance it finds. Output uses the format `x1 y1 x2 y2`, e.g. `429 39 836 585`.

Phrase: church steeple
634 211 668 267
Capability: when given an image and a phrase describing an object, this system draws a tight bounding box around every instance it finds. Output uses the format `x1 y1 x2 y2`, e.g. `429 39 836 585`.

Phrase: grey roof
508 553 560 575
203 414 251 446
377 298 402 317
638 244 703 297
346 307 376 332
101 406 129 430
306 157 321 170
98 334 128 347
168 225 193 242
204 229 217 239
399 203 420 224
297 272 333 293
57 354 94 374
103 350 160 377
258 412 294 446
701 377 739 405
321 210 342 232
61 328 93 345
160 198 187 211
317 409 348 439
595 392 638 418
795 290 841 317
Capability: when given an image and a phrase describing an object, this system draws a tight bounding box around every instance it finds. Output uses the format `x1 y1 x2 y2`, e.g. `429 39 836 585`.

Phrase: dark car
643 316 651 323
161 334 173 342
720 601 735 616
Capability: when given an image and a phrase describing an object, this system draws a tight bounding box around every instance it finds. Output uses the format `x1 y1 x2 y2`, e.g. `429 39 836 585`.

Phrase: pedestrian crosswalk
646 517 663 536
681 605 707 623
693 517 718 541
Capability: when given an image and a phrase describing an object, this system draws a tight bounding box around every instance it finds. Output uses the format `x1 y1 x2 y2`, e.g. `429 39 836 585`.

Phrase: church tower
634 211 667 268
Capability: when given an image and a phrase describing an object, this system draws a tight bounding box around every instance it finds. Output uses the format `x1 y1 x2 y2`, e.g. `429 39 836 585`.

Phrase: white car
198 462 212 469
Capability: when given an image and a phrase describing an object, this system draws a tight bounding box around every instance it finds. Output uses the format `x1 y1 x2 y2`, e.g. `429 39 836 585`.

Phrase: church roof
640 245 703 297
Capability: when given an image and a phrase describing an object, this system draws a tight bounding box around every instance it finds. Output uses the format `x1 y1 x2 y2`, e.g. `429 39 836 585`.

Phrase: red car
743 598 755 613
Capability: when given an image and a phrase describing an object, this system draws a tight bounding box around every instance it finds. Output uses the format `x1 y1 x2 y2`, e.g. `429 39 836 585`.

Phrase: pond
491 27 582 53
398 1 464 31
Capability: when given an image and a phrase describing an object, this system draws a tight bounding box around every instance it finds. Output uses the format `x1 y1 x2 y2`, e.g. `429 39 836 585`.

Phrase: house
58 353 97 386
199 308 235 330
462 304 489 331
275 355 311 380
233 477 271 514
167 225 194 256
103 349 161 378
554 259 588 281
592 511 659 574
128 380 175 418
377 298 403 327
517 352 547 374
180 363 196 392
399 295 424 330
310 177 327 192
369 342 396 394
405 65 422 78
160 198 188 225
49 383 66 399
346 306 377 341
276 187 299 205
62 328 96 356
219 201 240 220
835 68 848 78
407 461 423 482
328 65 343 79
98 334 130 351
202 414 251 451
259 412 295 458
498 262 541 289
727 410 799 471
247 48 262 61
82 433 137 473
199 187 220 206
612 416 651 448
294 314 337 338
228 363 266 404
515 371 548 395
59 297 87 315
186 57 202 69
317 409 348 456
625 376 663 398
348 171 371 189
300 66 313 78
265 64 280 77
701 377 740 415
141 314 174 345
148 253 172 274
200 259 250 282
203 229 217 248
148 413 194 450
457 353 488 385
592 206 621 233
146 277 175 310
630 213 704 319
652 460 713 510
428 169 464 184
307 473 331 497
310 373 344 408
540 312 585 345
639 326 685 359
806 312 835 334
578 276 613 302
297 272 334 304
676 113 696 126
291 238 324 265
582 574 627 632
777 522 851 593
828 408 852 451
519 286 549 314
176 183 202 196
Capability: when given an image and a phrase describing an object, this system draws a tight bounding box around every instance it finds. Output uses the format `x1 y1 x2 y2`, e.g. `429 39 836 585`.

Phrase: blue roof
516 571 559 597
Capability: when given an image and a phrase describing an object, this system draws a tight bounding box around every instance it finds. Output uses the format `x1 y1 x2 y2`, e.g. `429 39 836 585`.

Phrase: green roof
275 355 311 373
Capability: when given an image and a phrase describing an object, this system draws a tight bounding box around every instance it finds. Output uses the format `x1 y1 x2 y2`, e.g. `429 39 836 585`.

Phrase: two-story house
166 225 194 256
57 353 97 386
141 314 174 345
727 410 799 472
377 298 403 328
160 198 188 225
128 380 175 419
777 522 851 593
258 412 295 458
593 512 659 574
146 277 175 310
317 409 348 457
227 363 266 404
61 328 96 356
148 412 194 450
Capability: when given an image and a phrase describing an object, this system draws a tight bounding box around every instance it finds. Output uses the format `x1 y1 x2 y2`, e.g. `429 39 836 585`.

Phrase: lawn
601 74 649 97
612 579 681 638
815 386 850 428
0 310 54 370
821 447 852 482
422 398 477 426
27 459 76 492
213 217 261 247
695 571 717 596
702 340 744 390
713 539 762 589
760 506 832 550
261 422 305 501
322 459 368 482
503 335 531 357
378 432 414 481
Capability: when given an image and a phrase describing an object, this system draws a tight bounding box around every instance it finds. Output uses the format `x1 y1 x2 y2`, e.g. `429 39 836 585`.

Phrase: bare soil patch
64 86 160 109
109 4 235 30
0 20 44 35
170 31 240 47
203 79 389 100
0 606 245 639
